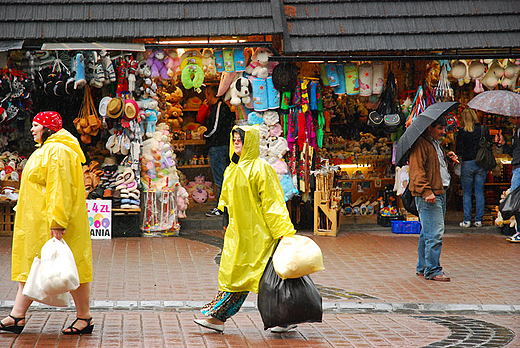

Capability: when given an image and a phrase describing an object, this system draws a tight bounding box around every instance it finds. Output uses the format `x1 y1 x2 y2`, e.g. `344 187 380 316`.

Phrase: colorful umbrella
467 90 520 117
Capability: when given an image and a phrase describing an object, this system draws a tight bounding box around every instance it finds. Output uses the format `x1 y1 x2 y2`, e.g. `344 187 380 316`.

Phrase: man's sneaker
474 221 482 228
459 221 471 228
205 208 223 217
506 232 520 243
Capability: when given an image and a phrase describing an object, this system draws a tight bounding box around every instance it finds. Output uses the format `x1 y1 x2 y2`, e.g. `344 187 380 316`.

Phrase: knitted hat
33 111 63 132
272 63 299 92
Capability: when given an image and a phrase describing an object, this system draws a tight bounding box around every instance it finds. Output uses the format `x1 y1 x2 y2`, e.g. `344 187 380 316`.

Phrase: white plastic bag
38 237 80 295
22 255 72 307
272 235 325 280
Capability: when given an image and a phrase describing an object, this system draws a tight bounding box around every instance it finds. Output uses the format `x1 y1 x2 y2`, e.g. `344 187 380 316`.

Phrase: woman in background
456 108 492 228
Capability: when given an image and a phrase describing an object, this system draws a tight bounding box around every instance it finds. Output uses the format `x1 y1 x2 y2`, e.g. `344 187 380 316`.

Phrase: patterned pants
201 291 249 322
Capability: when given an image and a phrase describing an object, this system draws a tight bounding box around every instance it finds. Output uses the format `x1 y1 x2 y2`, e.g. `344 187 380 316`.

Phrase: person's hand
425 193 436 204
494 133 505 145
51 228 65 240
446 151 459 164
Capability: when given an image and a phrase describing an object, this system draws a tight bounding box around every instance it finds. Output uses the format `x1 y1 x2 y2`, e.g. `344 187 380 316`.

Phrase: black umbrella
395 101 459 166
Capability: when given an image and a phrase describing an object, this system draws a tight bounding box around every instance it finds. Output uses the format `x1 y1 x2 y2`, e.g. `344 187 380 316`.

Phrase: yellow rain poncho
11 129 93 283
217 125 295 293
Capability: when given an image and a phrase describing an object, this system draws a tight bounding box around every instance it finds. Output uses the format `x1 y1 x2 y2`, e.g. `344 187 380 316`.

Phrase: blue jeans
208 145 229 203
511 167 520 233
460 160 487 223
415 193 446 279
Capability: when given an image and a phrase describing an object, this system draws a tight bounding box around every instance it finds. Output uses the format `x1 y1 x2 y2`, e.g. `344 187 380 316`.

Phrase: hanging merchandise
272 62 299 93
324 63 339 87
266 76 280 109
367 69 401 132
358 63 373 96
179 50 204 92
434 63 454 102
201 49 216 78
223 49 235 72
319 63 329 86
333 64 346 95
71 53 87 90
252 77 268 111
344 63 359 95
214 50 224 73
372 62 385 94
73 85 102 144
405 81 435 128
233 48 246 72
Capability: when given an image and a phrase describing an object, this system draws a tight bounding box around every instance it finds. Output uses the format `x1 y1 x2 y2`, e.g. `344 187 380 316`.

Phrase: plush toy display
175 184 189 218
137 98 161 137
229 77 252 105
147 49 170 80
202 48 217 78
186 174 215 203
164 49 180 78
481 60 504 90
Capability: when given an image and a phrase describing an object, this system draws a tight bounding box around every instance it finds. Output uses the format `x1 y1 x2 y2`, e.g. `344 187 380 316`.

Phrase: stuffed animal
186 174 215 202
165 49 180 78
139 98 161 137
147 49 170 80
481 60 505 90
245 48 277 79
202 48 217 79
176 184 189 218
229 77 252 105
501 59 520 90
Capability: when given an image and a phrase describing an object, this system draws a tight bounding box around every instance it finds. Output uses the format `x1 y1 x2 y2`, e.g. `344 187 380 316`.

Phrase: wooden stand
314 172 341 237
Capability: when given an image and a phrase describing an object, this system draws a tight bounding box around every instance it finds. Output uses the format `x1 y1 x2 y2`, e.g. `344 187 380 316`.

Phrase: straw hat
98 96 112 117
124 99 139 120
107 97 124 119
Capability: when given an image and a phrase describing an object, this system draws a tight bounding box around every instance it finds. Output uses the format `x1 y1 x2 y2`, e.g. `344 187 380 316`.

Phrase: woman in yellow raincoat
194 125 296 333
0 112 94 335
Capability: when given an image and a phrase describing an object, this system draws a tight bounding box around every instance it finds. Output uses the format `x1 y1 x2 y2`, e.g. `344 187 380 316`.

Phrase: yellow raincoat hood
217 125 295 293
11 128 92 283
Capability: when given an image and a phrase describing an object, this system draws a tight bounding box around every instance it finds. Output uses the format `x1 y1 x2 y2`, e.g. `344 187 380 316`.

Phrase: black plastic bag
257 258 322 330
401 184 418 217
499 185 520 220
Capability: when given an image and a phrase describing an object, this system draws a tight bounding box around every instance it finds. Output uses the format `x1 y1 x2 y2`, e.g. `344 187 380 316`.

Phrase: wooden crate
0 203 16 236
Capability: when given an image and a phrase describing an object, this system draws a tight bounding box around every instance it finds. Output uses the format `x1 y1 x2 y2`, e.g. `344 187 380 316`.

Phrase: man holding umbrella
395 102 459 282
495 116 520 243
408 114 459 281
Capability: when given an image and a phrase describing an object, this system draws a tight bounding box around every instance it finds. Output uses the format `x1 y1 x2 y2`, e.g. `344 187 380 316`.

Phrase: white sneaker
459 221 471 228
506 232 520 243
271 324 298 333
194 319 224 333
474 221 482 228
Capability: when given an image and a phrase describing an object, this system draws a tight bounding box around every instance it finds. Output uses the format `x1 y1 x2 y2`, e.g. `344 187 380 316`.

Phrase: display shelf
112 208 141 215
172 139 205 145
484 183 510 186
178 164 211 169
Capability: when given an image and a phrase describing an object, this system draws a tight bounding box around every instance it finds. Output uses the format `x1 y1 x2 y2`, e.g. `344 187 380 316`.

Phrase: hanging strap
204 101 222 138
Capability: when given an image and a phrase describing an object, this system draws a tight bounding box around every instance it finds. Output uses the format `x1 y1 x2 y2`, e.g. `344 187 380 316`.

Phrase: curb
2 300 519 315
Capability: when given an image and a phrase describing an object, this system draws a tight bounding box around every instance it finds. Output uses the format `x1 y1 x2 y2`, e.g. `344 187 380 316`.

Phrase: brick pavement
1 229 519 347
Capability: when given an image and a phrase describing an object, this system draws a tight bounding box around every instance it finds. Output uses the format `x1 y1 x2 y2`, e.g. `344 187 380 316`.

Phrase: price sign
86 200 112 239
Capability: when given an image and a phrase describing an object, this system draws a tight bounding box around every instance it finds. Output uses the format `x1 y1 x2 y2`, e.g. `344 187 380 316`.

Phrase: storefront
1 0 519 237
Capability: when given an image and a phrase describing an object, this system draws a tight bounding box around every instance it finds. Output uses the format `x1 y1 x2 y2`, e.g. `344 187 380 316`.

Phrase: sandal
0 315 25 334
62 317 94 335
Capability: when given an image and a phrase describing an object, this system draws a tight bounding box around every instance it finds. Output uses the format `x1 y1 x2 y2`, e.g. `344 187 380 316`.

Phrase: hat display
98 96 112 117
272 63 299 92
107 97 124 119
124 99 139 120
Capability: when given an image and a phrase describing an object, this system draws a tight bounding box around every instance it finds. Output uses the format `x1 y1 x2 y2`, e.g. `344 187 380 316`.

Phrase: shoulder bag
475 125 497 171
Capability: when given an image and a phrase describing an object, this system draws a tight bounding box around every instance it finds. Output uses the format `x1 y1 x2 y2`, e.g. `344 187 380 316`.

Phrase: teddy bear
138 98 161 137
202 48 217 79
229 77 252 106
147 49 170 80
175 184 189 218
164 49 180 79
245 48 278 79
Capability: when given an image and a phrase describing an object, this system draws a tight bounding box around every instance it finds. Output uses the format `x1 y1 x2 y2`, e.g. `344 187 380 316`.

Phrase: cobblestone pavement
1 228 519 347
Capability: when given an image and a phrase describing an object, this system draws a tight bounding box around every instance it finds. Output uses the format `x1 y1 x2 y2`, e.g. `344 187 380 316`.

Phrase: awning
0 40 24 52
40 42 146 52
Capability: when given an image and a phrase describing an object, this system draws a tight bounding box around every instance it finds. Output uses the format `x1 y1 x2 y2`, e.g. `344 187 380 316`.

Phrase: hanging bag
475 125 497 171
38 237 80 295
499 185 520 220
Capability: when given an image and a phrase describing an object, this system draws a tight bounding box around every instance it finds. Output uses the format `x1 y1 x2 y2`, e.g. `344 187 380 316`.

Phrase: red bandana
33 111 63 132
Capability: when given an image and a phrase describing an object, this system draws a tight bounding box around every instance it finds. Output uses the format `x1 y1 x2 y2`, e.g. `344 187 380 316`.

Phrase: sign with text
86 200 112 239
